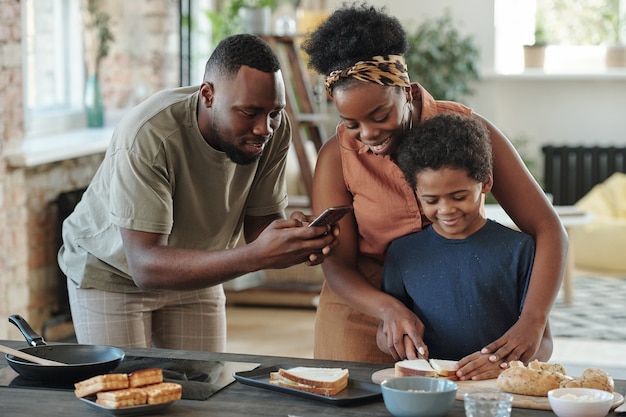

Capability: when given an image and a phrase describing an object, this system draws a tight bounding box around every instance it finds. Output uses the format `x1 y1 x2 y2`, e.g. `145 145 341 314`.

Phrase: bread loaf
560 368 614 392
497 365 567 396
497 360 615 397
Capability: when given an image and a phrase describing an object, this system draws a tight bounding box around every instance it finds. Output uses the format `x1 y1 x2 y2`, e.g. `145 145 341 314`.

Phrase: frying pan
5 315 125 383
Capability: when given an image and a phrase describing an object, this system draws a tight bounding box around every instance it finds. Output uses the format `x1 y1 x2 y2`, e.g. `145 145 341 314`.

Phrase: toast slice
96 387 147 408
74 373 129 398
269 367 349 396
129 368 163 388
141 382 183 404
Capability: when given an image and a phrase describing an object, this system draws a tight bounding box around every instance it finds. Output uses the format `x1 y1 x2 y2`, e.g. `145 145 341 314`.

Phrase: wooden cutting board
371 368 624 411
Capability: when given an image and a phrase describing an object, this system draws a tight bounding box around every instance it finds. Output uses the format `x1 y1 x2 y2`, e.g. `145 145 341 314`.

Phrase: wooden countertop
0 340 624 416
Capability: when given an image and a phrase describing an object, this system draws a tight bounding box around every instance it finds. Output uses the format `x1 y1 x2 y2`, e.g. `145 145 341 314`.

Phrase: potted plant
404 11 480 103
603 1 626 67
523 14 548 69
207 0 278 45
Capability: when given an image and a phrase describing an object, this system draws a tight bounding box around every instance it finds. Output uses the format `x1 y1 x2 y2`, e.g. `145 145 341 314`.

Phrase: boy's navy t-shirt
381 220 535 360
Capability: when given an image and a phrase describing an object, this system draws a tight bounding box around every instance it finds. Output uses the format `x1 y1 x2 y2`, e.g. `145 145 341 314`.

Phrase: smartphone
308 205 353 227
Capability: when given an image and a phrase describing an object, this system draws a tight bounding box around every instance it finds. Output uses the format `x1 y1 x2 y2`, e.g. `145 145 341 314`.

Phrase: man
59 34 336 351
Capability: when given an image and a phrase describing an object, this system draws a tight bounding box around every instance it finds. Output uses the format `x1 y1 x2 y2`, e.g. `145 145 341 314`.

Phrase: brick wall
0 0 180 340
0 0 27 340
103 0 180 108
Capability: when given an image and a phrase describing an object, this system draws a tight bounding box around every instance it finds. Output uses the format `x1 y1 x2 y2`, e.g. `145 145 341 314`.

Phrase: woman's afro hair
301 1 409 75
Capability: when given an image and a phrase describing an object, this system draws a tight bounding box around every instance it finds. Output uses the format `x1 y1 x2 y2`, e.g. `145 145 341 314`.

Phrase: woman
301 2 567 378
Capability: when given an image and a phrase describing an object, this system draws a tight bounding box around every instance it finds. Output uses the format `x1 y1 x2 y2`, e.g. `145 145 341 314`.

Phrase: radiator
542 146 626 205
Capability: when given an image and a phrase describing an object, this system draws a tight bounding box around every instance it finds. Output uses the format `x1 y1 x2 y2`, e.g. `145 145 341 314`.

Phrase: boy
377 113 553 380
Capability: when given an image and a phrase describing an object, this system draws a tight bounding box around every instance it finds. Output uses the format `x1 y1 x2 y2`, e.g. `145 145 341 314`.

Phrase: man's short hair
204 34 281 80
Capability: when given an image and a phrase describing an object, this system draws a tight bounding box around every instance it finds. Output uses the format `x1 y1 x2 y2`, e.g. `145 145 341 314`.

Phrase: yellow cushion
570 221 626 273
570 172 626 273
575 172 626 220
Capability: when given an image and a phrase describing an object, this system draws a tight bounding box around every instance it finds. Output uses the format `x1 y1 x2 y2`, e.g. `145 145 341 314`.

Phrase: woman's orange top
314 83 474 363
338 83 473 264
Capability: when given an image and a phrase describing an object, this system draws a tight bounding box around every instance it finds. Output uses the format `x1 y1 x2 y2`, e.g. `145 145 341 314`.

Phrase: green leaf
405 10 480 102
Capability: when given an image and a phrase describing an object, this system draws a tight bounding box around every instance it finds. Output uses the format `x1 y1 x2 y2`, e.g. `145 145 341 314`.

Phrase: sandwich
394 359 458 380
142 382 183 404
92 382 183 408
269 366 349 396
129 368 163 388
74 368 182 409
96 387 147 408
74 373 129 398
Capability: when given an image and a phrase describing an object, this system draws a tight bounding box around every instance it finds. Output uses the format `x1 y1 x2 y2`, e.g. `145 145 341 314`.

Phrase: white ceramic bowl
548 388 613 417
380 376 458 417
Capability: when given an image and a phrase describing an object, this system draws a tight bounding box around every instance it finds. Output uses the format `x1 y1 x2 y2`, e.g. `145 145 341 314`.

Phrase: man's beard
221 140 262 165
212 119 263 165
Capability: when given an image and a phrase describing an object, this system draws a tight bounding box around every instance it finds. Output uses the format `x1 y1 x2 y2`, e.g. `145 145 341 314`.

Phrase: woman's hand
379 303 428 361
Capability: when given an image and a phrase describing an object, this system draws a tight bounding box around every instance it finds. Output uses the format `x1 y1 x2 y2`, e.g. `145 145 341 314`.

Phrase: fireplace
41 188 86 340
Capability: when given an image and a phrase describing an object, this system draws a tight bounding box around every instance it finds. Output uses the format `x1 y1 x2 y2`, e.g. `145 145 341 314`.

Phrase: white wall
325 0 496 73
324 0 626 177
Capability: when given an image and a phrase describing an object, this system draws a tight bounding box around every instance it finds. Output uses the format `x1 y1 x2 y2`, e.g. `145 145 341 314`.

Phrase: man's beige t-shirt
59 86 290 292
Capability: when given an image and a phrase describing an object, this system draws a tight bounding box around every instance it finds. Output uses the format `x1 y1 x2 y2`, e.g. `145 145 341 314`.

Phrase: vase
523 45 546 69
84 74 104 127
605 45 626 68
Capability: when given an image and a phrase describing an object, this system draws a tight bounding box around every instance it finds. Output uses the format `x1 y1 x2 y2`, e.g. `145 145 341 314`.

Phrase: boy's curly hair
301 2 408 76
397 113 492 190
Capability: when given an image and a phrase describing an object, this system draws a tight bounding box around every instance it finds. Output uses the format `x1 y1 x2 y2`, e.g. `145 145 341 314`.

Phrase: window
22 0 85 137
494 0 626 74
536 0 624 46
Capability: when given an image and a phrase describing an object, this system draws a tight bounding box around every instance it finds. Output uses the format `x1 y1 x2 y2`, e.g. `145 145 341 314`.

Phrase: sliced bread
269 367 349 396
429 359 458 378
394 359 438 377
275 367 349 388
394 359 459 379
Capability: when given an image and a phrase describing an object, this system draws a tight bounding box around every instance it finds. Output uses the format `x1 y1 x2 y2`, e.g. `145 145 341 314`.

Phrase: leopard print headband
324 55 411 96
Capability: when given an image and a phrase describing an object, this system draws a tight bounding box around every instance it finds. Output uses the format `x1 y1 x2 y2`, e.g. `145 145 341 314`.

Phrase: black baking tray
79 397 175 416
233 364 382 406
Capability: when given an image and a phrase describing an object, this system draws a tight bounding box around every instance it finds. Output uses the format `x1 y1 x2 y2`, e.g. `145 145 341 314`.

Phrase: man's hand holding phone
308 205 353 228
281 205 350 265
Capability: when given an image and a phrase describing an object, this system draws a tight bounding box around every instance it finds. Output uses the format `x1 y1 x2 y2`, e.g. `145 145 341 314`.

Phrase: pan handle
8 315 46 347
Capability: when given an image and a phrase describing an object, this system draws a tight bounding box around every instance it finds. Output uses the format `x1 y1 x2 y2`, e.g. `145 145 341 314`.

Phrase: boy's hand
479 317 544 365
455 351 505 380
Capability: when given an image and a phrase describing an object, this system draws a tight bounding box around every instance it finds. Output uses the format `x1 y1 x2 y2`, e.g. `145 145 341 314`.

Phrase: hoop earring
402 101 414 133
335 121 366 152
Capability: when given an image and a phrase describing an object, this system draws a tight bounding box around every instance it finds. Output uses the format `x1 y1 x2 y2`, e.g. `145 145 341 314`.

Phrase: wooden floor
225 305 316 359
